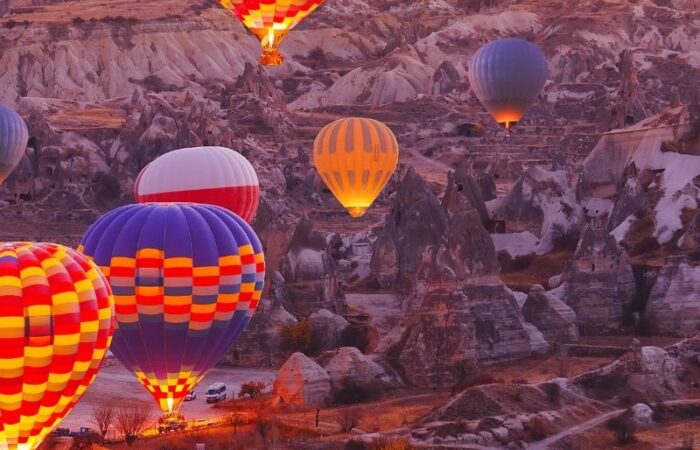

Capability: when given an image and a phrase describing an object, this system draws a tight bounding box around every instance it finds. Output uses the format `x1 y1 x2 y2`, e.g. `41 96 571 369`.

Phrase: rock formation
432 60 460 95
644 255 700 336
556 220 636 333
441 165 489 225
612 49 649 129
678 212 700 252
376 170 533 387
522 284 579 345
370 167 448 290
488 167 584 254
319 346 395 391
309 309 349 353
272 353 332 407
227 299 297 368
279 217 339 316
607 167 645 231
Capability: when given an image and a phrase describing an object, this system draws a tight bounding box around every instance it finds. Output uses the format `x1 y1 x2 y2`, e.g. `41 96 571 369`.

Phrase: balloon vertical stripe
0 106 28 185
468 38 549 129
313 117 399 218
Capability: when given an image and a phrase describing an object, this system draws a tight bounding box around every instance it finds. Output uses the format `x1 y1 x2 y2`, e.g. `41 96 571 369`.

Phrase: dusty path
409 399 700 449
530 399 700 450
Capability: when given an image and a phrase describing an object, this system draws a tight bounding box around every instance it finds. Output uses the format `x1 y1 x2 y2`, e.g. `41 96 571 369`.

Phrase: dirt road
61 363 276 432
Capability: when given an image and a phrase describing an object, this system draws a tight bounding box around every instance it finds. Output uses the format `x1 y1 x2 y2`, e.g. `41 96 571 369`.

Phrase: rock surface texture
645 256 700 336
272 353 332 407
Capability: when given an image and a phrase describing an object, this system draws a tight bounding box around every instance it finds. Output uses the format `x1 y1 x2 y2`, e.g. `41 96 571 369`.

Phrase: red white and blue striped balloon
134 146 260 223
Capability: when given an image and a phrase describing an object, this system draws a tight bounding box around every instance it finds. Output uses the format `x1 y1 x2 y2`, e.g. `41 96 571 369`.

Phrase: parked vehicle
205 383 227 403
185 390 196 401
51 427 70 437
69 427 103 443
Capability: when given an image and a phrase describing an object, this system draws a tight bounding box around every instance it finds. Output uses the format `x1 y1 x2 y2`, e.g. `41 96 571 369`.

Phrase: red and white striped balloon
134 146 260 223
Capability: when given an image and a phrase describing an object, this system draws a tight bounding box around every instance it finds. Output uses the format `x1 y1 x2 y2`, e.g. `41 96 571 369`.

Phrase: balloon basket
346 207 368 218
498 120 518 131
260 49 284 66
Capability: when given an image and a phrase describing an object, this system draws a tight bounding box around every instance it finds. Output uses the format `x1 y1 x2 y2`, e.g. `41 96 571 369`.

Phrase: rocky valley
0 0 699 448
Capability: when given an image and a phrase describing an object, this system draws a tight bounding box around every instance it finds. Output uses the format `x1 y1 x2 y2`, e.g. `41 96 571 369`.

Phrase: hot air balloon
0 242 114 450
134 146 259 223
0 105 28 185
218 0 326 66
313 117 399 218
468 38 549 130
78 203 265 414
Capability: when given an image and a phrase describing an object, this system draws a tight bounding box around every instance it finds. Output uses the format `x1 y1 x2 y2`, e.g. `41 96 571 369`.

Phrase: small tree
339 408 360 433
91 405 114 438
239 380 267 399
115 405 151 445
681 433 695 450
279 320 312 354
227 413 245 435
542 382 561 405
607 414 636 445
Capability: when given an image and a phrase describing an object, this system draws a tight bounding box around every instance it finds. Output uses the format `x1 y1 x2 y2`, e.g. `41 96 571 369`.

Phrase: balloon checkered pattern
0 242 114 450
78 203 265 414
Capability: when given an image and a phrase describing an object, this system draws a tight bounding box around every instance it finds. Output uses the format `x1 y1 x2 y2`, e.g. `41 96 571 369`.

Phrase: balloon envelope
0 242 114 450
218 0 326 65
313 117 399 218
0 106 28 185
134 146 260 223
468 38 548 129
78 203 265 413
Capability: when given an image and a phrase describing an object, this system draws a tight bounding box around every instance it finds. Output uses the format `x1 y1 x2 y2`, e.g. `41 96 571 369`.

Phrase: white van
205 383 227 403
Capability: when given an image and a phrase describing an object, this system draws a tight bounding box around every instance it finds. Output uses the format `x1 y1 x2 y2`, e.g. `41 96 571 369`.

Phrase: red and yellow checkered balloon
0 242 115 450
219 0 326 65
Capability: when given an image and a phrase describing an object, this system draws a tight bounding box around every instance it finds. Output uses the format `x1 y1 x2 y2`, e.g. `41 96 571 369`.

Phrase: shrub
70 437 94 450
542 382 561 405
239 380 266 399
307 46 327 68
279 320 312 354
607 414 636 445
339 408 360 433
334 381 384 405
524 416 551 441
339 323 374 353
368 438 414 450
651 402 667 423
682 433 695 450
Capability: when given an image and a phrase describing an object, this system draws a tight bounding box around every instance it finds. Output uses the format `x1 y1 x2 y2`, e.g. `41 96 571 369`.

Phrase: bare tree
339 408 360 433
91 405 114 438
115 405 151 445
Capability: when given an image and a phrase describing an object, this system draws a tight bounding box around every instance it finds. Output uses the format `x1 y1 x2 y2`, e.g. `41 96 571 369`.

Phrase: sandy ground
61 363 276 432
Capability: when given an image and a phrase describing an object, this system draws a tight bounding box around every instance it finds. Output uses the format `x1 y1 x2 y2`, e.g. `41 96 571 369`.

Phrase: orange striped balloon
0 242 114 450
313 117 399 218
